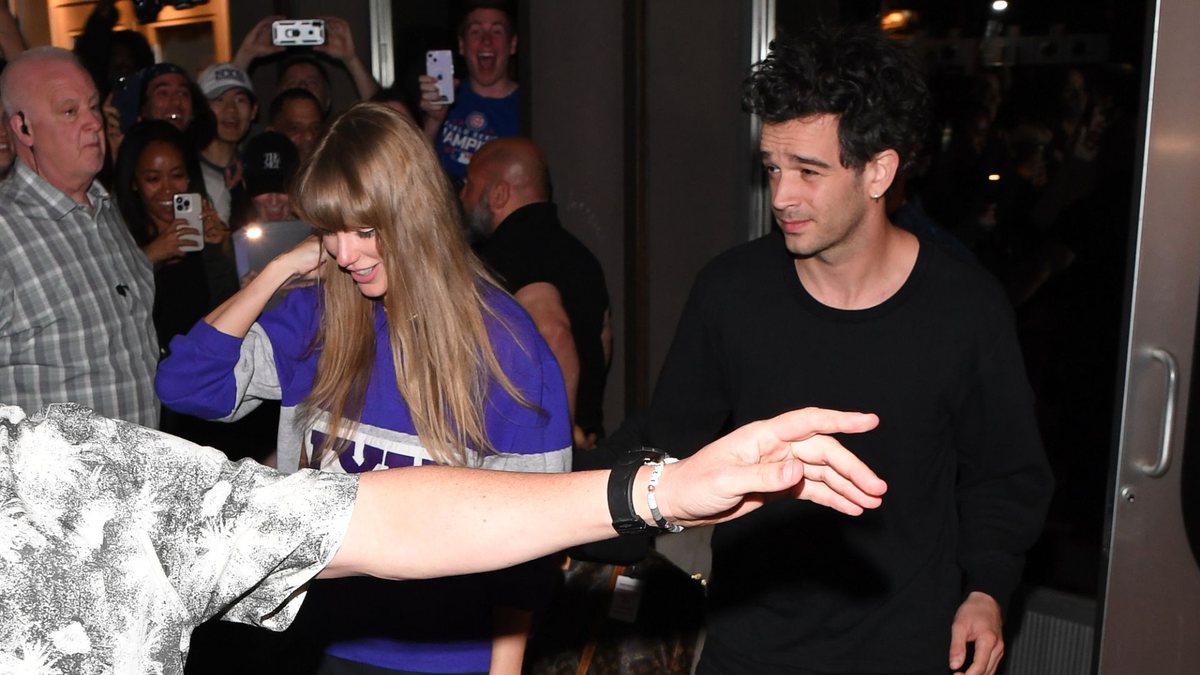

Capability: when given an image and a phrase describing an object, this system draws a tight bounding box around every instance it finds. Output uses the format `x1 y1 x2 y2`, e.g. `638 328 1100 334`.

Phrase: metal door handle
1143 347 1179 477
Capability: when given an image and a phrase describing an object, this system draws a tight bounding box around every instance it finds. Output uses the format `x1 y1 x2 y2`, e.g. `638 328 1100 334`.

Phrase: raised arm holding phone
233 14 380 112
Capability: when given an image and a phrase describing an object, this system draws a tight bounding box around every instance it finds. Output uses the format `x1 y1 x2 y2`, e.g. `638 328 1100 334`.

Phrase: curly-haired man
637 24 1053 675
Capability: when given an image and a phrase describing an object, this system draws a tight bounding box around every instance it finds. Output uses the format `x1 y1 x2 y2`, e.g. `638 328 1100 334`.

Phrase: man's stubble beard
466 192 494 244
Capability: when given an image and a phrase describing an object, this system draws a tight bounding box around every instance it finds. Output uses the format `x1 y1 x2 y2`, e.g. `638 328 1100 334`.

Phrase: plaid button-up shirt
0 160 159 427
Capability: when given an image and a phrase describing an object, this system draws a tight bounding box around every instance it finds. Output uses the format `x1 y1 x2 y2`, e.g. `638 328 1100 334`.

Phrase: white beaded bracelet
646 457 684 533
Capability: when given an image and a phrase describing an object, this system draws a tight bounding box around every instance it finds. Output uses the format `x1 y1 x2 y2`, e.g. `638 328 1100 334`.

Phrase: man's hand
223 158 243 191
949 591 1004 675
233 15 285 70
102 92 123 161
316 16 357 63
200 199 228 245
573 425 597 450
317 15 380 101
417 74 454 140
656 407 887 528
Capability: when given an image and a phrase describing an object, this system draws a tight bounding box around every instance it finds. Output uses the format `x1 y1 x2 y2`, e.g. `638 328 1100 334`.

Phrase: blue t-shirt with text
437 83 520 178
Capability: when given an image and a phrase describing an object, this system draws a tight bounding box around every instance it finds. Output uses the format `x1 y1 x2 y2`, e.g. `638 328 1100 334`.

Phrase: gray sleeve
217 323 283 422
480 445 572 473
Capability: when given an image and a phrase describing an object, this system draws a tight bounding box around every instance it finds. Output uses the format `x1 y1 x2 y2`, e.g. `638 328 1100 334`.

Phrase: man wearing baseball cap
240 130 299 224
197 62 257 224
139 62 196 131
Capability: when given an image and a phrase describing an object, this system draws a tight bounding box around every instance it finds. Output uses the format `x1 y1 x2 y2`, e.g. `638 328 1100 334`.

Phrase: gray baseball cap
197 62 255 100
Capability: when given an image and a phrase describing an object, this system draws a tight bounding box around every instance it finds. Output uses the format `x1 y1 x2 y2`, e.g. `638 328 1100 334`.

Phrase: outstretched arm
323 407 887 580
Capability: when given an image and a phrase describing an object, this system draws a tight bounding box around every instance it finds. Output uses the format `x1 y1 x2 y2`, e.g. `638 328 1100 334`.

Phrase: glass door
1097 0 1200 668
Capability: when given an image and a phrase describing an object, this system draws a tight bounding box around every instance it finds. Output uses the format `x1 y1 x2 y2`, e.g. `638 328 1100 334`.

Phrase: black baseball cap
242 131 300 197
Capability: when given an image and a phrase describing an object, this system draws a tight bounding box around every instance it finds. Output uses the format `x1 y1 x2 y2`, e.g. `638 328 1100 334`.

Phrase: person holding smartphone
419 0 520 181
112 120 230 351
157 103 569 675
232 14 381 116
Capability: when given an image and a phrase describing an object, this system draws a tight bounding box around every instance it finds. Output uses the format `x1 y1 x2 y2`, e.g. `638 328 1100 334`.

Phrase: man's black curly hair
743 23 930 173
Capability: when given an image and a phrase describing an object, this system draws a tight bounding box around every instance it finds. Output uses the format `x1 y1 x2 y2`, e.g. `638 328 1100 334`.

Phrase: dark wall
525 0 629 423
528 0 756 423
643 0 753 395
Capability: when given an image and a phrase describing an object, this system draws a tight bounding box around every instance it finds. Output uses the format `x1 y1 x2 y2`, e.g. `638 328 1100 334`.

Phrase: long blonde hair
290 102 529 466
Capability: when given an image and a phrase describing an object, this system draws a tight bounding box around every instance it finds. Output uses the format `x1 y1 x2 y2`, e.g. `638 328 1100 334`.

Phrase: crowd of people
0 2 1066 675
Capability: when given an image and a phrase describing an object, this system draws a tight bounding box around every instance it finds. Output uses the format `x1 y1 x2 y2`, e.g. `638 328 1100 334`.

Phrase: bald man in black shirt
463 137 612 448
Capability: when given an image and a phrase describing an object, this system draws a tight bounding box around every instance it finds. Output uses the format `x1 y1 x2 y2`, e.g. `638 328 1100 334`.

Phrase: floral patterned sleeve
0 404 358 675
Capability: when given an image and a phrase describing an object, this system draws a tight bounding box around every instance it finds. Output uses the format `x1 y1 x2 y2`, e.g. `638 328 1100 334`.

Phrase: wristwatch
607 448 673 535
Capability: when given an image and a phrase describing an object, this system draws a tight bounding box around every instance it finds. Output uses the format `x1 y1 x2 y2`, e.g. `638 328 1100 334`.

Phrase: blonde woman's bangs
299 102 533 467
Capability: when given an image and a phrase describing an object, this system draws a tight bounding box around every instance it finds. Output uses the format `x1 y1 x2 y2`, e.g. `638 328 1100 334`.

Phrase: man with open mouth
418 0 520 183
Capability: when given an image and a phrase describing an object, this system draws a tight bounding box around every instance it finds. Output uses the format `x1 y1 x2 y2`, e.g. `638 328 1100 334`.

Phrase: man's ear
867 148 900 200
509 34 519 56
458 35 466 56
10 112 32 148
489 180 510 214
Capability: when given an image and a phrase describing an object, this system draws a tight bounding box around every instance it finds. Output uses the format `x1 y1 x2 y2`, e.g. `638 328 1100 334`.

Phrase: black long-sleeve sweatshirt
640 230 1053 674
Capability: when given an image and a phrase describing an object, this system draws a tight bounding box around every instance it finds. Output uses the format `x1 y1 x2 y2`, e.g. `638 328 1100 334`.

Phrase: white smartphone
173 193 205 253
426 49 455 104
272 19 326 47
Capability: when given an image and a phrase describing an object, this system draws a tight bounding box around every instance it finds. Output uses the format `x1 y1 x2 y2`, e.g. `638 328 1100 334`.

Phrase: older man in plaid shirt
0 47 158 427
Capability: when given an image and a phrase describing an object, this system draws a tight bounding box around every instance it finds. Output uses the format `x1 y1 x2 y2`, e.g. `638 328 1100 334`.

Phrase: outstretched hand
332 407 885 582
655 407 887 528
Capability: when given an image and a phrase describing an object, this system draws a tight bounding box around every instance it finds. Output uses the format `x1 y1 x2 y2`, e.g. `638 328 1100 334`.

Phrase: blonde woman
156 103 571 675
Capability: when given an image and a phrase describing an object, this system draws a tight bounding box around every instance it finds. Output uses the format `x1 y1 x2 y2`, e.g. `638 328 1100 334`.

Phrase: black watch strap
607 448 667 535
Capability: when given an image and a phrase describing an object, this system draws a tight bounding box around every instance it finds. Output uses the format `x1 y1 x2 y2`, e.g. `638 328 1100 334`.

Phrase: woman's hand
206 237 326 338
143 220 198 264
275 235 327 282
